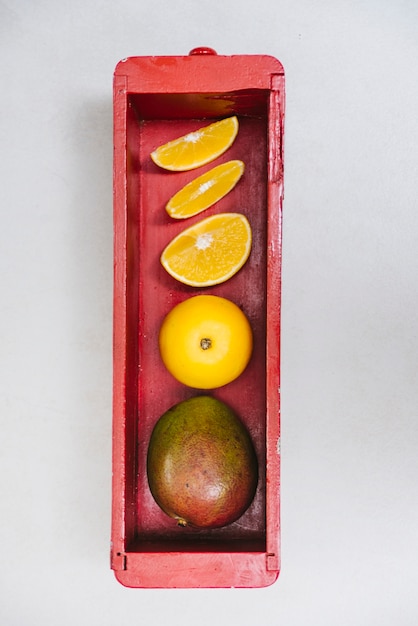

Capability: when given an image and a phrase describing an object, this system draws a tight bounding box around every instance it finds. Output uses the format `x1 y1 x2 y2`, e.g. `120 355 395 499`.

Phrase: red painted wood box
111 49 285 588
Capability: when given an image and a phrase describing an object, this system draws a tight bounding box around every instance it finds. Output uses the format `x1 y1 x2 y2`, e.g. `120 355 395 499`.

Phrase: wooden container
111 48 285 588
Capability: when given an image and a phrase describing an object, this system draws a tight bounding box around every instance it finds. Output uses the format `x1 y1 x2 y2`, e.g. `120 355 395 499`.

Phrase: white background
1 1 417 624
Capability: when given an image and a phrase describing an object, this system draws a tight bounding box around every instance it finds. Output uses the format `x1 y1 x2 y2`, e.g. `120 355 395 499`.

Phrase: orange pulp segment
151 116 239 171
166 160 245 219
160 213 252 287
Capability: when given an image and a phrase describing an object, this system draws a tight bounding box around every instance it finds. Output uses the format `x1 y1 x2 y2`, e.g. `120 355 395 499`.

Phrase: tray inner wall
125 92 269 552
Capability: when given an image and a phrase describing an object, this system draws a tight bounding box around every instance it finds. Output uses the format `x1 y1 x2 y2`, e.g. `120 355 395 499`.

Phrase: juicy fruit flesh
158 295 253 389
150 116 239 171
160 212 252 287
166 160 245 219
146 396 258 529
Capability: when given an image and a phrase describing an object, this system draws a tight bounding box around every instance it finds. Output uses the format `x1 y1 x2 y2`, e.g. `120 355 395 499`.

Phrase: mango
146 395 258 529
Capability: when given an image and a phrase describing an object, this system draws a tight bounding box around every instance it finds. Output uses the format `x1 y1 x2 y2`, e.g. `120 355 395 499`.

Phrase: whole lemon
159 295 253 389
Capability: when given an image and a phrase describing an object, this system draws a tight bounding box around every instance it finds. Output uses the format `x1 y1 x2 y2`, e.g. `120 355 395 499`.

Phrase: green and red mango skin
147 396 258 529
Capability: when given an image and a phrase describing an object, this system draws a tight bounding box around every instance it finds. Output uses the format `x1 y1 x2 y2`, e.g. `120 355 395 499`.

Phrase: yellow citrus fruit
150 116 239 171
166 160 245 219
160 212 252 287
159 295 253 389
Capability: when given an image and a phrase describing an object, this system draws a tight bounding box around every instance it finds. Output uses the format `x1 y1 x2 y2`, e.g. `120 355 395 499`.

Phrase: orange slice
160 212 252 287
151 116 239 171
166 160 245 219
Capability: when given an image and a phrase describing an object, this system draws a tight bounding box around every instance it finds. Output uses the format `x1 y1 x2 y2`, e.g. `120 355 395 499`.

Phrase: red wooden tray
111 49 285 588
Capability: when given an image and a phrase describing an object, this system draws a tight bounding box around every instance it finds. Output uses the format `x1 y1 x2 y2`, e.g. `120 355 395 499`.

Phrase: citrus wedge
166 160 245 219
151 116 239 171
160 212 252 287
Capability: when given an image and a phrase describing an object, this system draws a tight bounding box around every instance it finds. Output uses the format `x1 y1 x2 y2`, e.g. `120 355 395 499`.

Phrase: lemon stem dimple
200 338 212 350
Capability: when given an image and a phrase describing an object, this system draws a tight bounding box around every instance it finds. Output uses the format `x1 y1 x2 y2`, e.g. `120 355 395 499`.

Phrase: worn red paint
112 49 285 588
